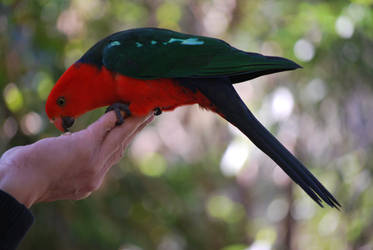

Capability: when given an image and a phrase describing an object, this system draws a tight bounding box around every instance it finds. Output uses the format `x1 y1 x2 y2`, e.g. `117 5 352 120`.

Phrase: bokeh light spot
318 212 339 235
21 112 43 135
335 16 354 39
293 39 315 62
271 87 294 121
158 233 185 250
206 195 245 223
248 228 277 250
207 195 233 220
4 83 24 112
3 117 18 139
246 241 271 250
303 78 327 103
138 153 166 177
291 198 315 221
119 244 142 250
57 8 83 38
220 138 250 177
202 0 236 36
35 72 54 100
266 198 289 222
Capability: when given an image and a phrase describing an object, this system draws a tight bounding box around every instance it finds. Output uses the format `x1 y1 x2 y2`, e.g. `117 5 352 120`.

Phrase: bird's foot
105 102 131 126
153 107 162 116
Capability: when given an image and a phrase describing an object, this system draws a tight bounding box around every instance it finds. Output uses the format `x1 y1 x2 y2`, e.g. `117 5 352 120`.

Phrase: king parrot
46 28 340 208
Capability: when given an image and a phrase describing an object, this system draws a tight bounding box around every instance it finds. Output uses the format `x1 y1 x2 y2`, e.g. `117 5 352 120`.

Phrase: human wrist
0 162 40 208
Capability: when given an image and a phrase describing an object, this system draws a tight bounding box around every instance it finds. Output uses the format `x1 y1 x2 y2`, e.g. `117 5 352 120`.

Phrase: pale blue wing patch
107 37 204 52
107 41 121 49
166 37 205 46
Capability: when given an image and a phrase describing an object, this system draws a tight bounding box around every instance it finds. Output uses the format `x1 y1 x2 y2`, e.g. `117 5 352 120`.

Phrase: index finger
100 114 153 155
84 111 119 142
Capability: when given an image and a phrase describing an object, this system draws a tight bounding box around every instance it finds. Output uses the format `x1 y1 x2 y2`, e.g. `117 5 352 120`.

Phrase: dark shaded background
1 0 373 249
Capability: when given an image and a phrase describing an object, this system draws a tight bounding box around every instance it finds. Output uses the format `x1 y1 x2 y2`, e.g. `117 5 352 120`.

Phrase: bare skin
0 111 154 208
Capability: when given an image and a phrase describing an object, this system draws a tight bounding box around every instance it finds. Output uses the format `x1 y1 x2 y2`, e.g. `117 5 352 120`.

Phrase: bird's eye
56 97 65 107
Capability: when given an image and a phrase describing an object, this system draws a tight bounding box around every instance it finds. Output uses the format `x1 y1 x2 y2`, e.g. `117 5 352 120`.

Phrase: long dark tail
182 77 340 208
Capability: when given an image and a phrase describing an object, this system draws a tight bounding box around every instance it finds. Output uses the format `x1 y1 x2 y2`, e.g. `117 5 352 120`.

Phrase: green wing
96 28 300 82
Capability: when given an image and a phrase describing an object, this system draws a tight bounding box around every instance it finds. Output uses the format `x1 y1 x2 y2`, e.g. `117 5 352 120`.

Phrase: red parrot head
46 64 88 132
46 61 117 132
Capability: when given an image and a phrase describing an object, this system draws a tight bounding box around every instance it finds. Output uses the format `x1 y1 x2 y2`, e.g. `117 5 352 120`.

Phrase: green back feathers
78 28 300 82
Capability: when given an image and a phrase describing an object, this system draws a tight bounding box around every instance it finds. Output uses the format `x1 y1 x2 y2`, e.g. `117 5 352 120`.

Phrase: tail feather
184 78 340 208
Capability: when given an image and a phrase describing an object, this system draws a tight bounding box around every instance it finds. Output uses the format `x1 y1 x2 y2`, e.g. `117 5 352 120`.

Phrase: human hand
0 111 154 208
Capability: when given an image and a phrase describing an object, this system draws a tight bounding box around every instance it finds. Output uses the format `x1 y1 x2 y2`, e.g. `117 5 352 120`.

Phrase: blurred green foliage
1 0 373 249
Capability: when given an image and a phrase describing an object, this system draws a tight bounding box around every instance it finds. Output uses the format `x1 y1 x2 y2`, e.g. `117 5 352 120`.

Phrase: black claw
106 102 131 126
154 107 162 116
